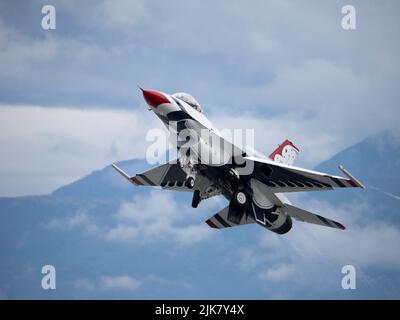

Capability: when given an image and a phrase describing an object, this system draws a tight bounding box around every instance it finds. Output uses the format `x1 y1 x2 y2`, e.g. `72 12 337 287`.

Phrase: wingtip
337 222 346 230
338 165 365 189
333 219 346 230
111 163 132 181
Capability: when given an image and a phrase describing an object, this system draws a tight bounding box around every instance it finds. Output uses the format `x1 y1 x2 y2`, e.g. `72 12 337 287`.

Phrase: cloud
0 103 392 200
259 264 295 282
1 1 400 196
1 1 399 121
0 102 384 197
101 275 140 291
247 198 400 286
237 248 268 270
226 197 400 298
106 190 215 245
73 279 95 291
90 0 148 31
278 199 400 270
0 102 378 196
174 224 213 245
0 105 162 196
1 0 400 300
47 210 99 235
74 274 191 295
214 112 342 167
105 224 138 241
289 221 400 270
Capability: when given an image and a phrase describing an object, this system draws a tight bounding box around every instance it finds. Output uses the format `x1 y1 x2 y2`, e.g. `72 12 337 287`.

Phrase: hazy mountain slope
313 131 400 226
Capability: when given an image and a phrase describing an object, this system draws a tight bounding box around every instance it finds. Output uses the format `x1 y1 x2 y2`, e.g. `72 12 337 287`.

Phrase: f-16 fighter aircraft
112 89 364 234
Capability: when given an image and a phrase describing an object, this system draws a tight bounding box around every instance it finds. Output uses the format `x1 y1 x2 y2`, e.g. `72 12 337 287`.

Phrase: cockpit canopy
172 92 203 113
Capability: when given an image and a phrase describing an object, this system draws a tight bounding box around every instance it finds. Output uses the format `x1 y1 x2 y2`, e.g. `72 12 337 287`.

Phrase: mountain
316 131 400 193
1 132 400 299
51 159 149 199
313 131 400 226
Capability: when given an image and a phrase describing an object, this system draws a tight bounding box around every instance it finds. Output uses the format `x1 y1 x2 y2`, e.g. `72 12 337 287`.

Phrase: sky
0 0 399 196
0 0 400 300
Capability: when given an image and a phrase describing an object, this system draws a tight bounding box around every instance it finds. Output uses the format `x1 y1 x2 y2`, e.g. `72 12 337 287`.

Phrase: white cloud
77 274 193 294
106 190 215 245
291 221 400 270
237 248 267 270
259 264 295 282
1 0 399 299
259 199 400 271
73 279 95 291
116 190 181 223
174 224 213 245
65 211 91 228
101 275 140 291
1 1 400 196
226 197 400 297
91 0 147 30
47 210 99 235
105 224 138 241
214 112 342 167
0 103 389 198
0 105 162 196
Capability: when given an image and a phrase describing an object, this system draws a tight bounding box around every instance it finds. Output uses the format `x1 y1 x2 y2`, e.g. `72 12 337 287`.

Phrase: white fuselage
148 91 292 216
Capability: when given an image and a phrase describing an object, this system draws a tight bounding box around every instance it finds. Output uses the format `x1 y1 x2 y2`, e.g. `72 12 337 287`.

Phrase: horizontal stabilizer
206 205 254 229
284 203 345 230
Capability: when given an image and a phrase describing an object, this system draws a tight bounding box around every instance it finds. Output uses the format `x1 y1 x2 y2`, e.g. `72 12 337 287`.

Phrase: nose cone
141 89 170 108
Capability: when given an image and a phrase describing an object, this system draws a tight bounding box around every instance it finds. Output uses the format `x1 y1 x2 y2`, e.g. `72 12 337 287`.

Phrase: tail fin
269 139 299 166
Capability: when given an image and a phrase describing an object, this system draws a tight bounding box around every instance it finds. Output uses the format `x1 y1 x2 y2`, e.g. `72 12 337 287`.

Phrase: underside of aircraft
112 89 364 235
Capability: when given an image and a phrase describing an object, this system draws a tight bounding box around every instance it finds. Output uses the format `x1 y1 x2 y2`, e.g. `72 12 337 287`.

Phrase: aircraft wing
112 161 215 194
205 205 255 229
283 203 345 230
244 156 364 193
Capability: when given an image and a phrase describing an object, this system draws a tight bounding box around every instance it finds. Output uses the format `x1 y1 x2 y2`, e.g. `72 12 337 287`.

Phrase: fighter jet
112 89 364 234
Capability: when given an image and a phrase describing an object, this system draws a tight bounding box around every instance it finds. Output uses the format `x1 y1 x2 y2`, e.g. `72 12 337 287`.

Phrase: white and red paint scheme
112 88 364 234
